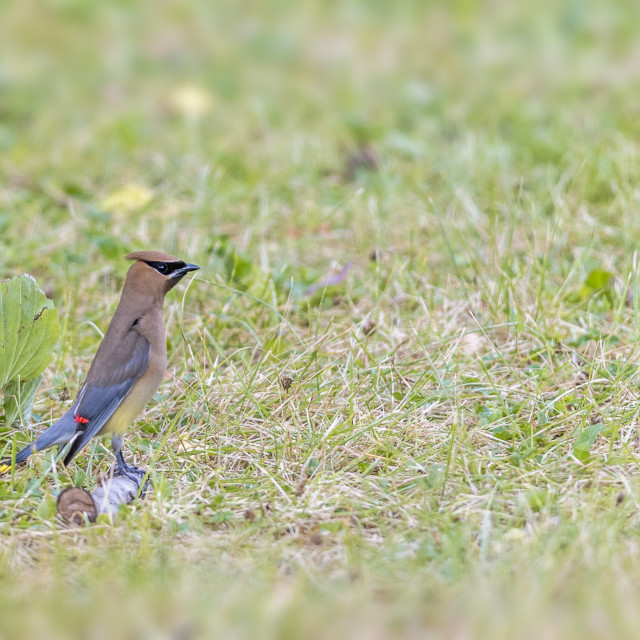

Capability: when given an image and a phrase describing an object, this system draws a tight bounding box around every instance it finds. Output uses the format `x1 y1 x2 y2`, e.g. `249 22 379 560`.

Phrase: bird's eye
144 260 176 275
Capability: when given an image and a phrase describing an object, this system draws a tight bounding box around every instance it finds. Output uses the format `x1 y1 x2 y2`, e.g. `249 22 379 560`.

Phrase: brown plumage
0 251 199 477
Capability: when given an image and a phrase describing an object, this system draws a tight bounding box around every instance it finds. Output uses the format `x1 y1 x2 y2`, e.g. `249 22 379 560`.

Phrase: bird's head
124 251 200 295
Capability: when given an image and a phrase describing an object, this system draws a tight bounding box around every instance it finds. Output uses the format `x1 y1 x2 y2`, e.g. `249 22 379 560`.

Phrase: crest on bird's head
125 250 180 263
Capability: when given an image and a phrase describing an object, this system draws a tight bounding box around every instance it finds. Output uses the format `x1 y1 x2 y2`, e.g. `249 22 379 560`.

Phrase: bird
0 251 199 477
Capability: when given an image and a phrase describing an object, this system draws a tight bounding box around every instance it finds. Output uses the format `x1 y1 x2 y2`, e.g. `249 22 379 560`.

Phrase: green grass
3 0 640 637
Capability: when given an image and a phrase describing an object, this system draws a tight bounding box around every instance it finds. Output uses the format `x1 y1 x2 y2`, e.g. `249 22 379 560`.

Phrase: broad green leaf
572 422 603 461
568 269 616 306
492 426 513 441
3 374 43 425
584 269 613 291
0 275 59 389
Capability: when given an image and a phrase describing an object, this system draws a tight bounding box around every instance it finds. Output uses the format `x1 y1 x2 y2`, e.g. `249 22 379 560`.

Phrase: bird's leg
111 435 147 482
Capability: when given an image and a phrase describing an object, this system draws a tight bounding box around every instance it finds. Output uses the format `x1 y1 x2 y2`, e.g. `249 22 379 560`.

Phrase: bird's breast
102 349 166 435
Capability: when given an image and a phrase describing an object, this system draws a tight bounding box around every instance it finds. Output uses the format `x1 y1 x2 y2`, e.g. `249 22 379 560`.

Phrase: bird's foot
115 462 148 484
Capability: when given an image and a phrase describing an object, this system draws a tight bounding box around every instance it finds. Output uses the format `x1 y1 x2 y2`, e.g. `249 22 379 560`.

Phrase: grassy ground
2 0 640 637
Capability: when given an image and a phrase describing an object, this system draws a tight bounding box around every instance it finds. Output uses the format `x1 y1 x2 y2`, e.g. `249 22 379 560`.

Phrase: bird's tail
0 411 77 474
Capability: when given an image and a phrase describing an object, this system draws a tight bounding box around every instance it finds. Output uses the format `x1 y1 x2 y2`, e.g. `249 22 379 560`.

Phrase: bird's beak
175 263 200 277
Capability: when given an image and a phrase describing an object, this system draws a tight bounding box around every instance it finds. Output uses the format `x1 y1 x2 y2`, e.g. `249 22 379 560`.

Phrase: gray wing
63 328 150 465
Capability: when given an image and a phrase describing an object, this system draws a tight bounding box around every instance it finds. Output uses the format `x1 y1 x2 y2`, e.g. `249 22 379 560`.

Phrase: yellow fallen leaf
100 184 154 214
169 85 214 118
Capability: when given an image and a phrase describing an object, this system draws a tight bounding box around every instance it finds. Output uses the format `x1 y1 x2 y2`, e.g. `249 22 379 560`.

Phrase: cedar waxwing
0 251 199 477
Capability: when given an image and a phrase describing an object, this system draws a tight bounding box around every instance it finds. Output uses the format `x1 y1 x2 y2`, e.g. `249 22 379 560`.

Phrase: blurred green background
3 1 640 638
2 0 639 278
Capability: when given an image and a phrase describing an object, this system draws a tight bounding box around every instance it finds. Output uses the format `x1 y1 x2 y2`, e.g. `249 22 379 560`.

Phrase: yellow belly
100 371 163 435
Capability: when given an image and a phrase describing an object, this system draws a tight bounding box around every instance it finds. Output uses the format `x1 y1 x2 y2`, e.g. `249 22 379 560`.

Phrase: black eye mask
144 261 187 276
